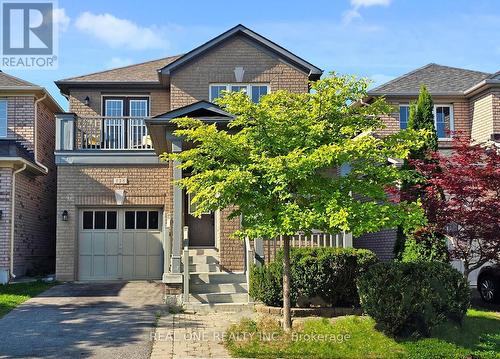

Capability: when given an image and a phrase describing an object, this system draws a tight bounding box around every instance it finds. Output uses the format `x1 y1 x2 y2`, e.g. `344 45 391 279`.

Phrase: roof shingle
57 55 182 83
0 71 38 87
369 63 491 96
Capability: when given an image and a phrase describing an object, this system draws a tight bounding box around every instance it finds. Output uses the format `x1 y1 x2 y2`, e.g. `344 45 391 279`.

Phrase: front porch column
170 139 183 274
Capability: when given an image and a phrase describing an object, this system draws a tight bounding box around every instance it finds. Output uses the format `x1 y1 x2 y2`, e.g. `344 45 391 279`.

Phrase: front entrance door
185 193 215 247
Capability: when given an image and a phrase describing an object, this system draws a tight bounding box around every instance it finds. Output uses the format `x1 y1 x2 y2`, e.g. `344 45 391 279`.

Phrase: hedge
250 247 377 307
357 261 470 337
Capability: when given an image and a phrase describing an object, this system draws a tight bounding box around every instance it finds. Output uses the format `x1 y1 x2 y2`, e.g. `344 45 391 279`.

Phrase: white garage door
78 208 163 281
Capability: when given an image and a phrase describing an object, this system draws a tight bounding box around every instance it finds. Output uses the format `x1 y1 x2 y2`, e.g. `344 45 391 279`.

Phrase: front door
185 192 215 247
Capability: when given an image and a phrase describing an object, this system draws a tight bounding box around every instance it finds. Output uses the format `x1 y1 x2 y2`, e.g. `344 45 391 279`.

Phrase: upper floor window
0 100 7 138
399 103 454 139
209 84 269 103
399 105 409 130
434 105 454 139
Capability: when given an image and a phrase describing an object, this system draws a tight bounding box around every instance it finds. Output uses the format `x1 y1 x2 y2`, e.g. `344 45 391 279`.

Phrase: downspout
10 164 27 279
33 93 49 174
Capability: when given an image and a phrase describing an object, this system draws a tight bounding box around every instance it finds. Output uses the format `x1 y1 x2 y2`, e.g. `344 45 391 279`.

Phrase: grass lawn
225 309 500 359
0 281 55 318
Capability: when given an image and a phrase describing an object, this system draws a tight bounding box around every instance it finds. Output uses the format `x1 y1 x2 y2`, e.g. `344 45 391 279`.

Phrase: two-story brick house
54 25 327 305
355 63 500 261
0 71 62 283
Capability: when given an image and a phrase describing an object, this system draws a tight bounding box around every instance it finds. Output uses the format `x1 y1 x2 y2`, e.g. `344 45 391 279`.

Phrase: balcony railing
56 114 152 151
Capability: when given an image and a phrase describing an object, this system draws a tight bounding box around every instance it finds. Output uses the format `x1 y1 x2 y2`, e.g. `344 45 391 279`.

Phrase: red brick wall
5 96 35 150
219 207 244 272
0 168 13 270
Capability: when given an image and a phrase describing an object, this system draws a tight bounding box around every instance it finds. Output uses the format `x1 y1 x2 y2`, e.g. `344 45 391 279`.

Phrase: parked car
477 265 500 304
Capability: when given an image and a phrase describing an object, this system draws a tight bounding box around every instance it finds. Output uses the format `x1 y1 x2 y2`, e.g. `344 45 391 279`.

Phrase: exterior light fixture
84 96 90 106
115 189 125 205
62 210 68 221
0 210 2 220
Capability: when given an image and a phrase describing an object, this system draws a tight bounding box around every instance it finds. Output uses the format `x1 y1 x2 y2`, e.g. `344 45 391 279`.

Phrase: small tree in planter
163 75 428 330
412 138 500 280
394 85 439 259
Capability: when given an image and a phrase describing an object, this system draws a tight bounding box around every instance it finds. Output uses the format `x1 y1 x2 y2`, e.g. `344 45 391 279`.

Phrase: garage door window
82 210 118 230
125 210 159 230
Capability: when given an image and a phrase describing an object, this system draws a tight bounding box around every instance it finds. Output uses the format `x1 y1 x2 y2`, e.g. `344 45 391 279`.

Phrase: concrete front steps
184 249 252 313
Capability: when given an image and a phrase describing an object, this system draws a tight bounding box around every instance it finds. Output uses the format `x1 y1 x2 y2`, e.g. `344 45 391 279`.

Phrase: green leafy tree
162 74 428 330
394 85 439 259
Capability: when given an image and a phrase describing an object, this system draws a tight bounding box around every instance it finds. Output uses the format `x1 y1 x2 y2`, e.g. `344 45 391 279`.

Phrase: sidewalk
151 310 255 358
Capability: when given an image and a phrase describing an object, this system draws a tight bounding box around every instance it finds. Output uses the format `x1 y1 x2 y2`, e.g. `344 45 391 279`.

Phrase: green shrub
357 261 470 337
401 230 449 263
250 247 377 307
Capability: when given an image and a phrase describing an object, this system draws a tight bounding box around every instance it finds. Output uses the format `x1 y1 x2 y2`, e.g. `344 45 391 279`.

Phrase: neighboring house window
209 84 270 103
399 105 409 130
434 105 454 139
0 100 7 137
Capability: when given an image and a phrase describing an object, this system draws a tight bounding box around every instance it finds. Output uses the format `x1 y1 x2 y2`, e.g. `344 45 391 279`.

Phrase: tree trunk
463 265 470 283
282 236 292 331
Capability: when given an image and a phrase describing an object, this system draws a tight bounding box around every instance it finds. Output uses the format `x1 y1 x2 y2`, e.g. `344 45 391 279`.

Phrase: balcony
56 114 153 151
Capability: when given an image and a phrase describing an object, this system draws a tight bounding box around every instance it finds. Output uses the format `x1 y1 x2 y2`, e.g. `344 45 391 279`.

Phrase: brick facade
170 35 309 110
0 96 57 277
55 165 172 280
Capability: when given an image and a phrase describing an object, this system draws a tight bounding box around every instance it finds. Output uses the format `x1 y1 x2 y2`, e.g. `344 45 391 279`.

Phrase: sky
3 0 500 110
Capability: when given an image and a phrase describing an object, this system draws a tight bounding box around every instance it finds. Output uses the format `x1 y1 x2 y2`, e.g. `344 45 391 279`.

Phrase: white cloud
75 12 168 50
343 0 392 24
106 57 134 69
351 0 391 7
53 8 70 32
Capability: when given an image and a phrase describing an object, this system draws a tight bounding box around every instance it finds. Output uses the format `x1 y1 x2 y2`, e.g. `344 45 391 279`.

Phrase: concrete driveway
0 281 164 359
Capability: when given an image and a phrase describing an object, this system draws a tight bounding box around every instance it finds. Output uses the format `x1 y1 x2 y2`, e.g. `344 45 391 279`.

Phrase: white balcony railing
56 114 152 151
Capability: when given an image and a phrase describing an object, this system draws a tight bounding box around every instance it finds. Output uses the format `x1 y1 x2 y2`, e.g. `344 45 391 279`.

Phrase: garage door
78 208 163 280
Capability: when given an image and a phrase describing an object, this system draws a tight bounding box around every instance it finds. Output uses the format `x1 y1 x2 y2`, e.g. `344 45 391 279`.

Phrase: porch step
183 302 255 314
188 248 218 257
188 263 220 273
188 255 219 265
190 272 246 285
188 292 249 304
190 282 248 294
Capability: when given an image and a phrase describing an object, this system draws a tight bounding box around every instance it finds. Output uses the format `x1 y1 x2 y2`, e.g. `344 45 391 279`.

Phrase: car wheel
478 275 498 303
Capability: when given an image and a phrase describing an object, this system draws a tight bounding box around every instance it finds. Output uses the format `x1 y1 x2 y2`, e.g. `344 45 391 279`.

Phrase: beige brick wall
378 97 471 144
3 96 36 151
68 89 170 117
219 207 244 272
492 89 500 134
170 35 309 109
56 165 172 281
0 168 13 270
11 100 57 276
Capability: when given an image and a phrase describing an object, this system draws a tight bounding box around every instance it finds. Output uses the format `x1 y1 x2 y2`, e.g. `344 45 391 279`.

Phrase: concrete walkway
151 310 255 358
0 281 164 359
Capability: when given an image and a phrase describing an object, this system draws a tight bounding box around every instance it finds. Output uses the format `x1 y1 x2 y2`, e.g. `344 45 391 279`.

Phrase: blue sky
3 0 500 110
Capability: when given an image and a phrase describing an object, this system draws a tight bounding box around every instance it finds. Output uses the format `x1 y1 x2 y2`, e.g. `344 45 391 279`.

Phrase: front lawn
0 281 55 318
225 309 500 359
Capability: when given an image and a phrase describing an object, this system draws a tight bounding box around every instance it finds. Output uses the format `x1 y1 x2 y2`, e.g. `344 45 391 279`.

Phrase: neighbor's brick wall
170 34 309 109
68 89 170 117
218 206 244 272
4 96 36 151
12 101 57 276
56 165 172 281
354 229 397 261
0 168 13 271
378 97 471 144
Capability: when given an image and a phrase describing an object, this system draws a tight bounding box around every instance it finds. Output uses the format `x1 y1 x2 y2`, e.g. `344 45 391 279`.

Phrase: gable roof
151 100 234 121
160 24 323 80
368 63 491 96
0 71 39 88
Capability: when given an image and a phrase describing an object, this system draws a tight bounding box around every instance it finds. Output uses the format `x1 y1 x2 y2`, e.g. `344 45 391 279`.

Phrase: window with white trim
0 100 7 138
399 105 409 130
434 105 454 139
209 84 270 103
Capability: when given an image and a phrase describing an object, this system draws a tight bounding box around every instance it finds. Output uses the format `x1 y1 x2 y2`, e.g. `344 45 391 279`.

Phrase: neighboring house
53 25 326 306
0 71 62 283
355 63 500 261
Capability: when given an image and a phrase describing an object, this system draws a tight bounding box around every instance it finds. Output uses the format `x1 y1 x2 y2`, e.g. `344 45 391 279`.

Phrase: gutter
33 94 49 174
10 163 27 279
